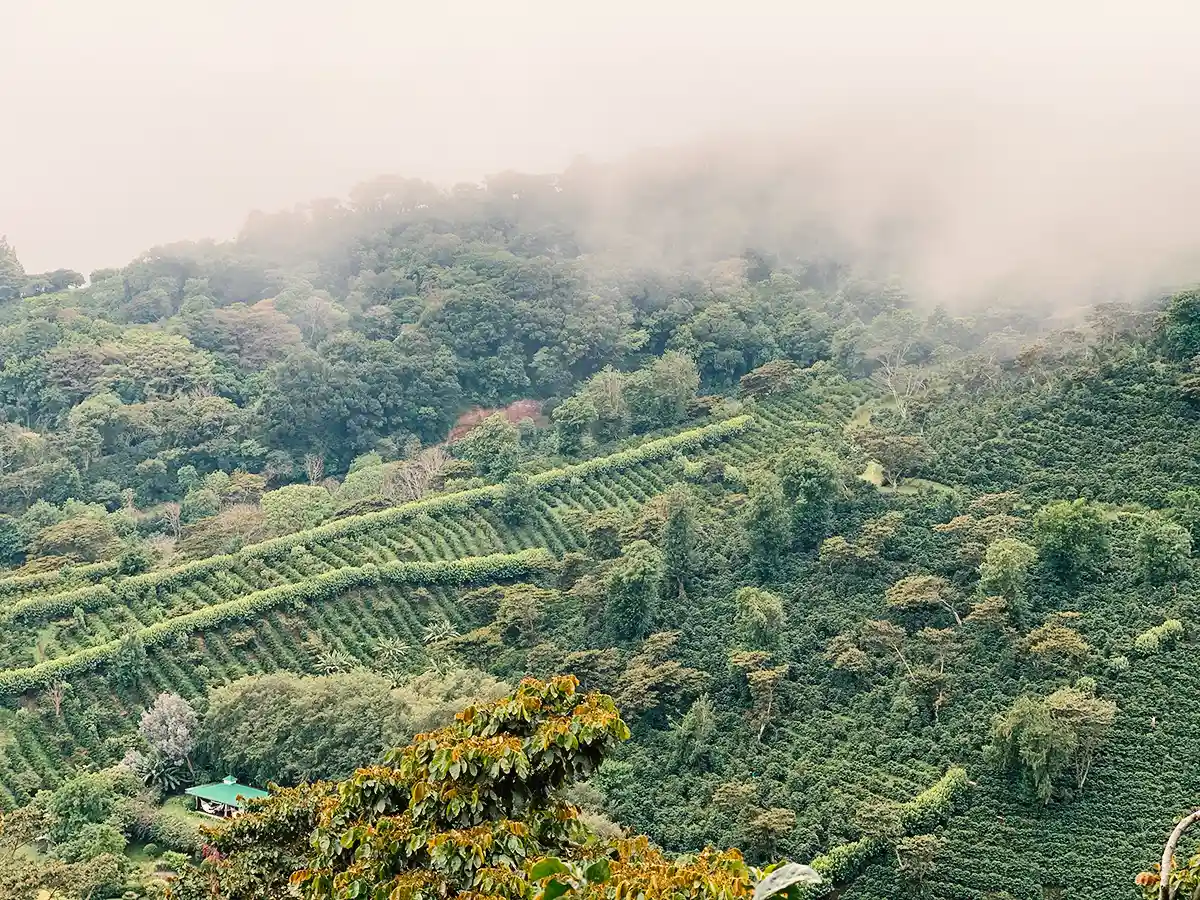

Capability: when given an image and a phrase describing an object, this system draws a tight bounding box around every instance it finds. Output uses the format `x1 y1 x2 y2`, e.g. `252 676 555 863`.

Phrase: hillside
3 174 1200 899
0 384 849 793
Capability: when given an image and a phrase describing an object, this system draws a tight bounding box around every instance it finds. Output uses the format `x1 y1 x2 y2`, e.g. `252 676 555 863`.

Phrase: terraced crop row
0 577 503 803
0 393 859 676
0 418 762 668
0 393 854 670
0 381 867 800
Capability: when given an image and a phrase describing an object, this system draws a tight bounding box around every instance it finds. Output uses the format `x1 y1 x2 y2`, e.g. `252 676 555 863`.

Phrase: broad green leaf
530 857 571 880
584 859 612 884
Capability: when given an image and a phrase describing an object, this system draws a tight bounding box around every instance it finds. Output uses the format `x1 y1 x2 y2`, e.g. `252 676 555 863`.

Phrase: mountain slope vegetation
0 166 1198 899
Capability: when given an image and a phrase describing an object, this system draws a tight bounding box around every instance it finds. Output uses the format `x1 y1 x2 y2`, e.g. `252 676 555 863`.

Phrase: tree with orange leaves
170 676 821 900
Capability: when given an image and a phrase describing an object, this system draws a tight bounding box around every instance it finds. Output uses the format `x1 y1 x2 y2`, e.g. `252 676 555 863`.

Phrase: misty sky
4 0 1200 292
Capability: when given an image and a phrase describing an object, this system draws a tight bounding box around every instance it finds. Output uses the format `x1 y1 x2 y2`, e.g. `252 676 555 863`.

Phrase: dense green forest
1 163 1199 900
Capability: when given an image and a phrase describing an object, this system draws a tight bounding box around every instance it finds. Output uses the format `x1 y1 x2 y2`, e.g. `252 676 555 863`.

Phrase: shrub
260 484 336 535
1133 618 1184 656
149 809 202 853
159 850 192 872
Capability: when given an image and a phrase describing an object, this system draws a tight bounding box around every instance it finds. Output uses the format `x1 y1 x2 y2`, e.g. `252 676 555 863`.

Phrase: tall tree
658 485 697 599
0 236 26 300
743 473 790 574
886 574 963 625
1033 499 1109 579
605 540 663 641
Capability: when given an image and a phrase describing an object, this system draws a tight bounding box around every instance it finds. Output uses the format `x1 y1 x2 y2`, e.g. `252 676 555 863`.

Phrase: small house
185 776 269 818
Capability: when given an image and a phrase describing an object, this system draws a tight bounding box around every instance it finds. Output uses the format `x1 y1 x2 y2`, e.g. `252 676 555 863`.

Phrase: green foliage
776 445 838 547
605 541 663 642
1134 515 1192 584
387 668 511 743
7 200 1200 900
1033 499 1109 578
28 514 119 563
1133 618 1184 656
583 509 625 560
739 359 807 398
1021 617 1093 669
885 574 961 625
260 484 336 535
56 822 127 862
0 236 25 300
337 462 388 504
453 413 521 479
744 474 790 574
111 632 147 687
847 424 933 486
1161 288 1200 359
45 772 120 843
734 587 786 648
673 693 717 767
991 683 1117 803
498 472 538 524
623 351 701 432
199 672 401 785
173 677 892 900
552 395 598 456
991 695 1076 804
659 485 698 597
978 537 1037 603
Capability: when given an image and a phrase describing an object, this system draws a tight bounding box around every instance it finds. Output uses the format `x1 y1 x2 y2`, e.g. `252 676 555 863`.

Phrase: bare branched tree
46 680 68 719
161 502 182 538
304 453 325 485
384 446 449 503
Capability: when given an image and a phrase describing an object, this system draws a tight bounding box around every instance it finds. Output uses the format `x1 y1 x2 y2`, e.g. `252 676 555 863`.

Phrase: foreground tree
171 677 821 900
1137 808 1200 900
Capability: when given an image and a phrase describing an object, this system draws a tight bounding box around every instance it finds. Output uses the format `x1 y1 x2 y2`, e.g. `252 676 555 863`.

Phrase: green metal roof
185 776 269 808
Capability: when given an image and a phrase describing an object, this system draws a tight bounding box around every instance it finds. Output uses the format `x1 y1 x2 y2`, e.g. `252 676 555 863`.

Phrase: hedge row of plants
0 549 556 695
802 767 969 895
0 418 752 629
0 557 120 599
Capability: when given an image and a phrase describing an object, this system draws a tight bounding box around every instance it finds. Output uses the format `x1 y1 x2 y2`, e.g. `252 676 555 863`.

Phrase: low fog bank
4 1 1200 309
567 98 1200 310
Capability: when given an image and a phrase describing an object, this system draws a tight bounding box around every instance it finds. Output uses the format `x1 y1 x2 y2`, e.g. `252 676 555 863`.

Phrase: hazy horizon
4 0 1200 304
